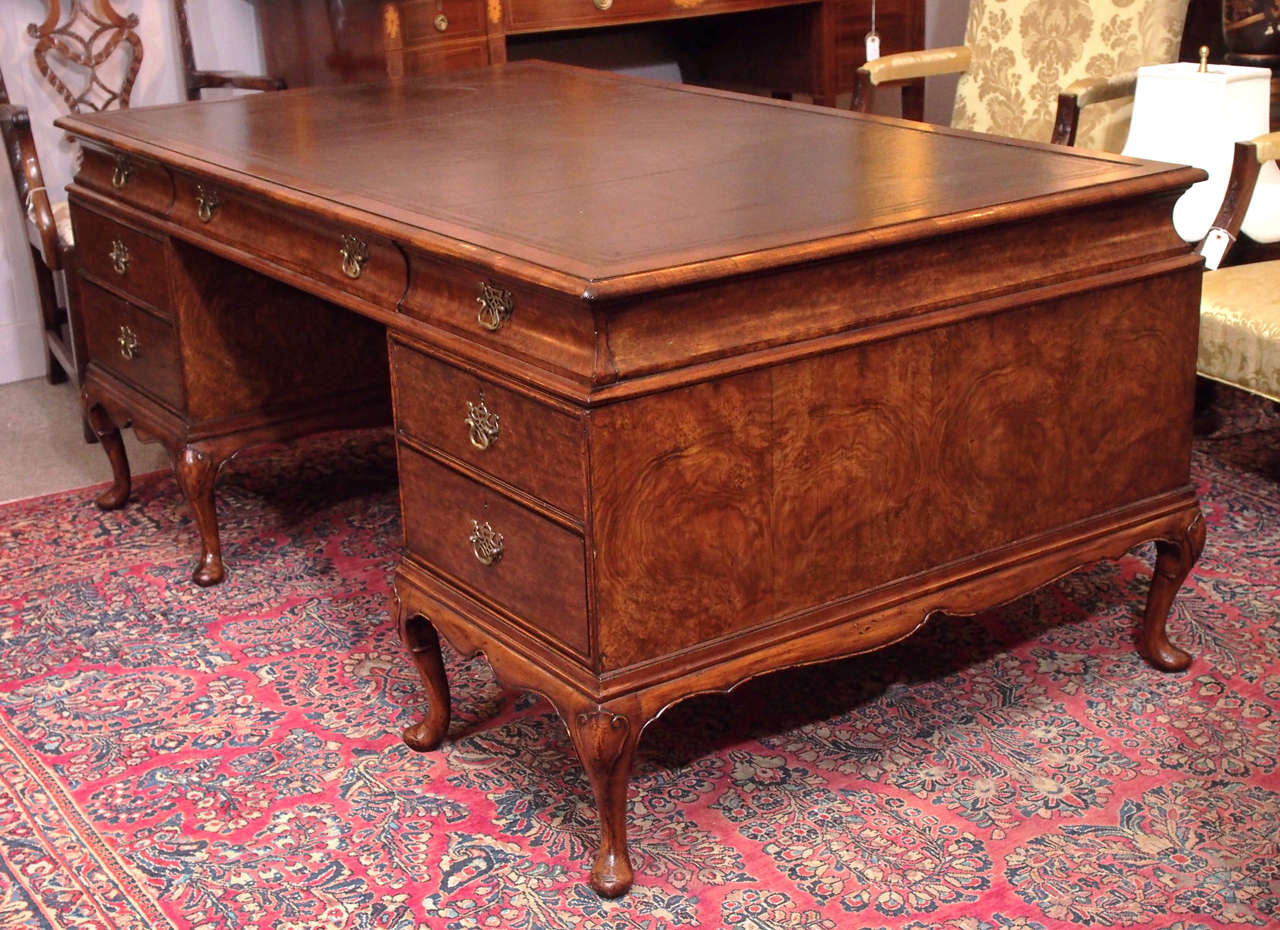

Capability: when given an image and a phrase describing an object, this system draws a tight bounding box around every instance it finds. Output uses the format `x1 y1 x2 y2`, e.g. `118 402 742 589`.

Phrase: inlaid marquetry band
465 394 501 450
117 325 140 360
476 281 513 332
195 184 220 223
340 234 369 279
109 239 130 275
469 520 504 565
112 154 134 190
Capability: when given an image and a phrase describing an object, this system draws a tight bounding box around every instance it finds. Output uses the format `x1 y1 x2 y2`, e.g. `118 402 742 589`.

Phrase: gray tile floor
0 377 170 504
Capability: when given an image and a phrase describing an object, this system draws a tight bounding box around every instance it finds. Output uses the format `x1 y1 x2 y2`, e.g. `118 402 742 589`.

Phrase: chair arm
852 47 972 114
1198 131 1280 268
1051 71 1138 147
0 101 61 269
187 70 287 98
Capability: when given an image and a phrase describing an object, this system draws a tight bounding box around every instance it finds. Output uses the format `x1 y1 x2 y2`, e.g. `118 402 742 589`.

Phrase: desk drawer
392 340 586 518
170 173 407 310
399 445 589 657
400 253 597 380
81 281 183 409
71 204 171 313
76 146 174 216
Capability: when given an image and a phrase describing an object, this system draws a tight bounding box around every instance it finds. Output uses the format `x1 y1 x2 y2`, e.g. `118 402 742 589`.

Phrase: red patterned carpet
1 389 1278 930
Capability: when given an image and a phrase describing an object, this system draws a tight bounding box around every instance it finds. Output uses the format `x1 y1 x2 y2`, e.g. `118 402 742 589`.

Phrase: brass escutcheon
465 395 500 450
340 234 369 279
117 325 140 360
476 281 513 332
195 184 220 223
434 12 449 30
109 239 130 275
111 154 133 189
593 0 613 10
469 520 504 565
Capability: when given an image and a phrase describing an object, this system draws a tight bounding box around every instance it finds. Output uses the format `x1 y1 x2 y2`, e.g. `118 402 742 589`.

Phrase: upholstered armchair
1197 131 1280 403
852 0 1190 152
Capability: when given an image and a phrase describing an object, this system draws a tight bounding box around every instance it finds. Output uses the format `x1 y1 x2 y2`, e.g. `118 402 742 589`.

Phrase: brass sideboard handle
470 520 504 565
593 0 613 9
117 325 140 360
195 184 220 223
476 281 513 332
434 12 449 30
465 396 500 450
340 234 369 279
109 239 130 275
112 154 134 189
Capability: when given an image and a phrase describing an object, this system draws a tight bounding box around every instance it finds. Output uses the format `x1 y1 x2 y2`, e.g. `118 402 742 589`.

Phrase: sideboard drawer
71 204 171 313
391 340 586 518
169 173 408 310
80 281 183 409
399 445 589 658
504 0 771 31
401 0 486 41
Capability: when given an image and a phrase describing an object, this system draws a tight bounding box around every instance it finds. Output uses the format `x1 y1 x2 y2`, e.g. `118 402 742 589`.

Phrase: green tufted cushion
1199 260 1280 403
952 0 1189 152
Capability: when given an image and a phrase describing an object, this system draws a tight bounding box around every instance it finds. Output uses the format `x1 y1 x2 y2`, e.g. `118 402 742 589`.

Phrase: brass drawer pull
465 395 500 450
470 520 504 565
109 239 130 275
195 184 220 223
340 234 369 279
117 325 140 360
112 154 134 189
434 12 449 30
476 281 513 332
593 0 613 9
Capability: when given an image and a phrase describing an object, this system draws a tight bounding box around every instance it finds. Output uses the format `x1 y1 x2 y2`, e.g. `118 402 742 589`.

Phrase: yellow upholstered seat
854 0 1190 152
1199 260 1280 403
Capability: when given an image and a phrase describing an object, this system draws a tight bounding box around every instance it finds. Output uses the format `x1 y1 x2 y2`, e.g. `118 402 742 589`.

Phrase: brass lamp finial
1199 46 1209 73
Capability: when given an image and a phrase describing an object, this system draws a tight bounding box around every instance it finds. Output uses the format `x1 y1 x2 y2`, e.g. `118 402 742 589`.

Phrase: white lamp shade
1122 62 1279 243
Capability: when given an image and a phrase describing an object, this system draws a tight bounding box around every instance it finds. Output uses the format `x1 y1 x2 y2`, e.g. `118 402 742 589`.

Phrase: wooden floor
0 377 169 504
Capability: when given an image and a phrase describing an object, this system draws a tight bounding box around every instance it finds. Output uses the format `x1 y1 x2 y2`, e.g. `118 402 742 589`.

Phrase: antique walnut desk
58 63 1207 897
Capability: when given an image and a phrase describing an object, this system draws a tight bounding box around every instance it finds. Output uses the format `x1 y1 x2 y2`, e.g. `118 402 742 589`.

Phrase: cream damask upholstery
1199 261 1280 402
953 0 1189 151
1195 132 1280 404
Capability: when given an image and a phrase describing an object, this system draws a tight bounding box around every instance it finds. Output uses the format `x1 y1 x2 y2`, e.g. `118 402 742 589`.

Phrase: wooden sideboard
255 0 923 109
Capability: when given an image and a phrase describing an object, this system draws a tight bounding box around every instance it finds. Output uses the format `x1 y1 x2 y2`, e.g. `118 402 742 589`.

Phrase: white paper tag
865 32 881 62
1201 227 1231 271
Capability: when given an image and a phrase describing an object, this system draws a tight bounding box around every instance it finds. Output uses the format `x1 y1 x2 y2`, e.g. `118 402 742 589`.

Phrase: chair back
952 0 1189 151
27 0 143 113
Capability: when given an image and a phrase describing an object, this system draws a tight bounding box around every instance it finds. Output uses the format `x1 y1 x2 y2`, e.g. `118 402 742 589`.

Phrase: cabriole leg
566 708 640 898
172 446 224 587
86 401 131 510
1140 509 1206 671
396 595 452 752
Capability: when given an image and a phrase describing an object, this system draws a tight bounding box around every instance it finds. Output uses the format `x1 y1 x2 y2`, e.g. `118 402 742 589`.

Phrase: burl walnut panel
590 265 1202 672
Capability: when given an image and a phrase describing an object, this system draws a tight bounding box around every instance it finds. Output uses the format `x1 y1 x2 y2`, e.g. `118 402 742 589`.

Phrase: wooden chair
852 0 1191 152
16 0 142 407
171 0 286 100
1196 131 1280 404
0 67 81 395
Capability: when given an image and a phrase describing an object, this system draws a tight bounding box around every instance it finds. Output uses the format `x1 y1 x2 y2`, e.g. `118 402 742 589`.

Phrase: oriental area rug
1 390 1278 930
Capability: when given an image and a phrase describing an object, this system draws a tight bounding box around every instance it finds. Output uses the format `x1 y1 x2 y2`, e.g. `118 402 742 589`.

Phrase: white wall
0 0 264 384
